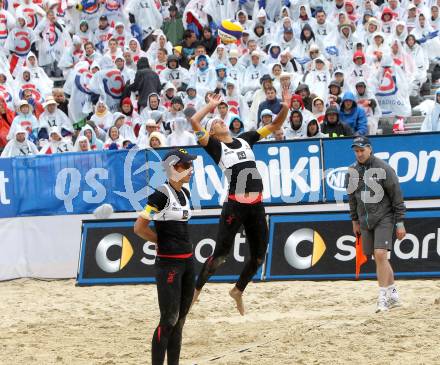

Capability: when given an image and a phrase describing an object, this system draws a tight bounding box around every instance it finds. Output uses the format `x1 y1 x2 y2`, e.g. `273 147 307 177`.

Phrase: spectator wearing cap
125 57 161 112
339 91 368 136
296 83 317 112
353 79 381 135
321 106 353 138
279 71 297 96
92 16 111 52
162 5 184 47
327 80 343 107
279 26 296 51
38 97 73 141
257 86 282 124
248 73 273 129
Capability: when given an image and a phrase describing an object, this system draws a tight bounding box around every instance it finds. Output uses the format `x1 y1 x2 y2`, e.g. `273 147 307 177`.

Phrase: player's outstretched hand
207 93 223 108
281 86 291 109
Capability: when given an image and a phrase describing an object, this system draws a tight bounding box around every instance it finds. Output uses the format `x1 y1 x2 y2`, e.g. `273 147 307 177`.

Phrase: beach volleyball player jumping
190 89 290 315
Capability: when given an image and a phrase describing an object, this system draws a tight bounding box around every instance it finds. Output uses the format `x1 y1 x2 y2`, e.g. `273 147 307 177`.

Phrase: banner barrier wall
266 210 440 280
77 210 440 285
1 132 439 219
78 217 262 285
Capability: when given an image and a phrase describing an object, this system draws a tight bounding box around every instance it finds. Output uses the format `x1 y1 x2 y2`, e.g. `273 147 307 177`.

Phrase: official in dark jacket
125 57 161 112
346 136 406 313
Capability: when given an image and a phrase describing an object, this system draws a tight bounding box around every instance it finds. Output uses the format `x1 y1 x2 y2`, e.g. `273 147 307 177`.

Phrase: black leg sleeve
236 204 268 292
166 259 195 365
195 202 242 290
152 259 183 365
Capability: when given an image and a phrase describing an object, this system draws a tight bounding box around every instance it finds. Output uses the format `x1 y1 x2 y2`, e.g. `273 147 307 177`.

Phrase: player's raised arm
190 94 223 146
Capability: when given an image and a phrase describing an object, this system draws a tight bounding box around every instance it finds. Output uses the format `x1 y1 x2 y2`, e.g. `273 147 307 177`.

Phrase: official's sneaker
376 297 389 313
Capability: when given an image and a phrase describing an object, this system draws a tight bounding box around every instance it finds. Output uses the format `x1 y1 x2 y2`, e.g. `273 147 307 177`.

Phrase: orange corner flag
355 235 367 280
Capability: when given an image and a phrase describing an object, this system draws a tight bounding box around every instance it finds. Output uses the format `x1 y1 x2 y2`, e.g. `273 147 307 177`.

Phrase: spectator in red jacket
0 97 15 149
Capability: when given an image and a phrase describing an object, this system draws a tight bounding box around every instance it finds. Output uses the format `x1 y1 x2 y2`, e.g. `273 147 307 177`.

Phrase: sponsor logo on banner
95 233 134 273
0 170 11 206
266 211 440 280
77 218 262 285
323 135 440 202
0 159 14 216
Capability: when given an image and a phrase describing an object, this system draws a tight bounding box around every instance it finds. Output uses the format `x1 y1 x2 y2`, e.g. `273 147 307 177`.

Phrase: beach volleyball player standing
134 148 196 365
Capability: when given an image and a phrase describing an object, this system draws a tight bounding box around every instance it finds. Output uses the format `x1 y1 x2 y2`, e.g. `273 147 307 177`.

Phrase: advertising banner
77 217 262 285
323 133 440 202
266 210 440 280
146 140 323 208
0 158 14 217
1 133 439 219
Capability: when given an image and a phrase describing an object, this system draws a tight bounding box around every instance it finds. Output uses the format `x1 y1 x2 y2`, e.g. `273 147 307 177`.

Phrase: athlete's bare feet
229 287 245 316
190 289 201 311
